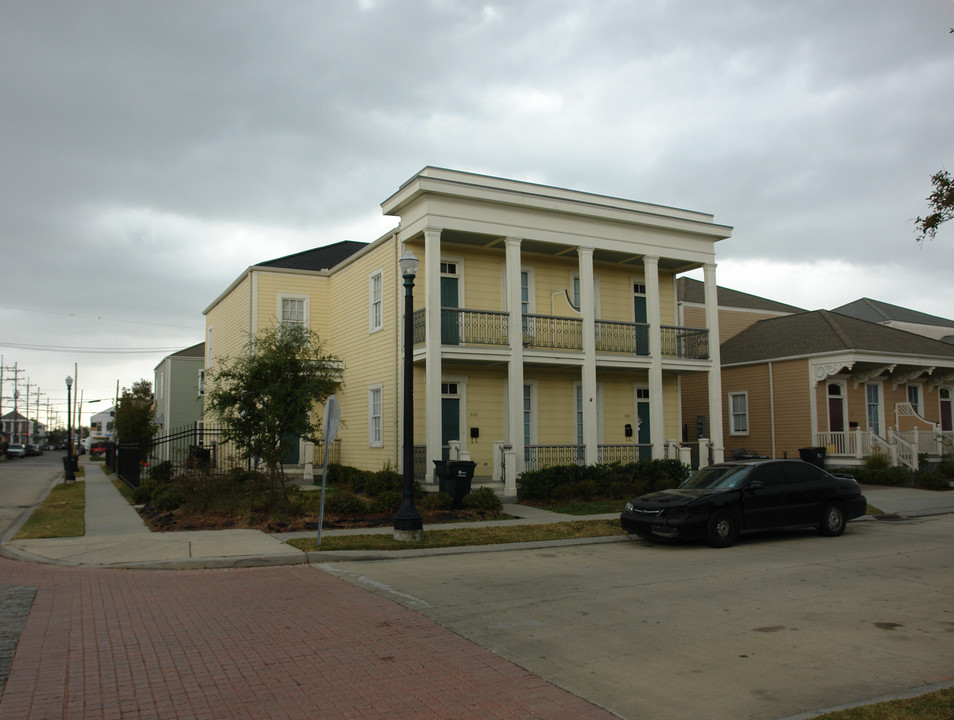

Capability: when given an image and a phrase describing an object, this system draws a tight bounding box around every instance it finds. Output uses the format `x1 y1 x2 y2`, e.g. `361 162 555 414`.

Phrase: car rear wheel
706 509 739 548
818 502 846 537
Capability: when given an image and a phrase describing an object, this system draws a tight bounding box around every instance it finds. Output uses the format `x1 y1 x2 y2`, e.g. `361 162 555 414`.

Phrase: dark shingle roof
677 277 805 314
832 297 954 329
171 342 205 358
721 310 954 365
257 241 368 271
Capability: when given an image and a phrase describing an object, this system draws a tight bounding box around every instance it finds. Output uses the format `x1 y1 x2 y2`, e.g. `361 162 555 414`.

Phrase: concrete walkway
1 458 952 569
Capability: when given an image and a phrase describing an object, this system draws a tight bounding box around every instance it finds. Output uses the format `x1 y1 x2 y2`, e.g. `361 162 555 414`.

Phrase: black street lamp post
394 250 423 542
65 375 75 483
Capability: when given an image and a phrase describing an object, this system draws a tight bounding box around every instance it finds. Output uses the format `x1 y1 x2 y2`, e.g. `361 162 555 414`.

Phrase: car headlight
624 501 635 512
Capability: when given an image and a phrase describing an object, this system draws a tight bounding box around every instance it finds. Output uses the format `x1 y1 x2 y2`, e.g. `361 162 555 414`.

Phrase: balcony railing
412 308 708 359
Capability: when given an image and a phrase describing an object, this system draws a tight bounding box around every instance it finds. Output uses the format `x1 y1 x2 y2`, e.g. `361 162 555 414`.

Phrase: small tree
115 379 157 454
915 169 954 244
205 323 340 499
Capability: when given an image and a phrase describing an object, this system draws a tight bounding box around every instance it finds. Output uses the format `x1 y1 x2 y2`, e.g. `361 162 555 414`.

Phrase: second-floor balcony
412 307 709 360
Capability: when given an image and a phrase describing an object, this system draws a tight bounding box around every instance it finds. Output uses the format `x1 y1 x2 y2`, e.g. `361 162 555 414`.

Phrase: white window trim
865 381 884 437
826 380 847 432
728 391 749 436
906 383 923 416
368 384 383 448
369 269 383 333
277 294 309 328
523 380 538 447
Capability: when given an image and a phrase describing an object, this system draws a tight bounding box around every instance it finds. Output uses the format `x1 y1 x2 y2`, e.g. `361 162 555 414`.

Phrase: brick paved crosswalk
0 558 615 720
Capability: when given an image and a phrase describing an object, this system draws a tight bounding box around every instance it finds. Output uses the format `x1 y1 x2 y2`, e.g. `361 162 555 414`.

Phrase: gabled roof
721 310 954 365
171 342 205 358
677 277 805 314
1 411 28 421
257 241 368 272
832 298 954 329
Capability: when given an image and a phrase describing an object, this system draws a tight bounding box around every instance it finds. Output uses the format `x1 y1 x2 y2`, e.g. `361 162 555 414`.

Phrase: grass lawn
14 481 85 539
815 687 953 719
287 518 624 552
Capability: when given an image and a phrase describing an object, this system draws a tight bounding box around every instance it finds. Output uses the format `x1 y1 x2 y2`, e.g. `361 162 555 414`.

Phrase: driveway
317 514 954 720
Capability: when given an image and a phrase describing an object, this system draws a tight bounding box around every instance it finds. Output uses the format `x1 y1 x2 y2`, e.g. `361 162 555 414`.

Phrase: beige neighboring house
204 167 734 493
832 297 954 344
678 278 804 452
717 310 954 469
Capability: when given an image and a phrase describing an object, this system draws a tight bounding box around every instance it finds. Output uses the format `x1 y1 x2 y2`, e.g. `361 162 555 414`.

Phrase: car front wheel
818 502 846 537
706 508 739 548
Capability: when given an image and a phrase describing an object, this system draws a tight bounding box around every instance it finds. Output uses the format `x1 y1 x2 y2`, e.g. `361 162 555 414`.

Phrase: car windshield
680 465 752 490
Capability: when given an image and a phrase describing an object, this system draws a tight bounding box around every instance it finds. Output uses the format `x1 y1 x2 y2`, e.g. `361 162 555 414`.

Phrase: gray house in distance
154 342 205 440
833 298 954 344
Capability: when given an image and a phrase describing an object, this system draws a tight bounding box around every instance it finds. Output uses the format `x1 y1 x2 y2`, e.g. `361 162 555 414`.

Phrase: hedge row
518 459 690 500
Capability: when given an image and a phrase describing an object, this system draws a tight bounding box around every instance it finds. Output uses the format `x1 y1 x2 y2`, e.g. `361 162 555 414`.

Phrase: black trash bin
798 446 826 468
433 460 477 508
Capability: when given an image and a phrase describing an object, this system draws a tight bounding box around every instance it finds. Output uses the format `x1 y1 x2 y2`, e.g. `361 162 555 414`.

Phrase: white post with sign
317 395 340 546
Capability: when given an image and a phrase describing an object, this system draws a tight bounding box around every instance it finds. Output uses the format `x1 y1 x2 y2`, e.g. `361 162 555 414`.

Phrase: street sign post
317 395 340 546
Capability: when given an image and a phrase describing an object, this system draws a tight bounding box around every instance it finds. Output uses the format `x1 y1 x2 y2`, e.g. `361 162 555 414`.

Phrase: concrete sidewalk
2 459 952 569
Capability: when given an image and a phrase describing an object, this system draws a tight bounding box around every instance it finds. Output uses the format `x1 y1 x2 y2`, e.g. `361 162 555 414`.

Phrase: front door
827 383 845 433
281 432 300 465
940 388 953 433
441 397 460 461
636 387 651 461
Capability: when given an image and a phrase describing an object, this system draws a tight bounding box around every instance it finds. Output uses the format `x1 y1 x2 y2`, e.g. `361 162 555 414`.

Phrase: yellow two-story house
204 168 732 495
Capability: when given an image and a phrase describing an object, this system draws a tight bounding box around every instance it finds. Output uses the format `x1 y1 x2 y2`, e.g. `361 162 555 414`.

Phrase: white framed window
369 270 383 332
368 384 383 447
866 383 882 436
278 295 308 328
729 392 748 435
907 384 922 415
206 328 213 368
198 369 206 397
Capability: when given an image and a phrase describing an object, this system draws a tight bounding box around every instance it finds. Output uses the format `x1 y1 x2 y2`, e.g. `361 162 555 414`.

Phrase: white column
578 247 598 465
644 256 665 459
424 226 443 473
505 237 525 472
704 263 725 463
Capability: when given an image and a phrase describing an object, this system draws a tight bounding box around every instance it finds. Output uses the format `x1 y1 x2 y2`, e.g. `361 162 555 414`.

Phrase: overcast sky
2 0 953 429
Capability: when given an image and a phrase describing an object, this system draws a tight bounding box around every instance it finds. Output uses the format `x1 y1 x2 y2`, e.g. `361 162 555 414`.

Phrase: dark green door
441 397 460 461
441 276 460 345
281 432 300 465
637 391 651 461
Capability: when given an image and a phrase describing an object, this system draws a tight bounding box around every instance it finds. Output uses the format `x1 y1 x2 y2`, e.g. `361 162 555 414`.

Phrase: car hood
631 488 727 509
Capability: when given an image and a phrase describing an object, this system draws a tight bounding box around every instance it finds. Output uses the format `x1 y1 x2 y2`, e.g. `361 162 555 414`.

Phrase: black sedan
620 459 867 548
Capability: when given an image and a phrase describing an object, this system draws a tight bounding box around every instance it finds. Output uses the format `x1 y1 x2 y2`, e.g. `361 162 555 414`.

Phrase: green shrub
324 492 370 515
518 459 688 500
364 469 403 497
150 461 175 484
460 486 503 512
151 484 185 512
370 490 403 513
917 470 952 491
131 484 154 504
865 452 892 471
854 466 913 486
418 491 454 511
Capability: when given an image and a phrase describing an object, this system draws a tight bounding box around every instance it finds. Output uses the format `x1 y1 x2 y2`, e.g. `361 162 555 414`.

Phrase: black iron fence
116 424 340 488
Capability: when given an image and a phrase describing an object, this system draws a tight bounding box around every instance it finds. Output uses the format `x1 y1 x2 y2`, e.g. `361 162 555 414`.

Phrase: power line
0 341 183 354
0 304 202 331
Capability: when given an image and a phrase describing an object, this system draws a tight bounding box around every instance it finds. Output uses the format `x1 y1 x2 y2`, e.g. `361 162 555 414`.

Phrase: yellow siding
203 274 252 424
770 360 813 457
722 364 773 457
327 240 400 471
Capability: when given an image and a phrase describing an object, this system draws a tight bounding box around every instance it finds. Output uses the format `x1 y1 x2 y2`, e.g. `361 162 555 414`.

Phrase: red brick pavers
0 558 617 720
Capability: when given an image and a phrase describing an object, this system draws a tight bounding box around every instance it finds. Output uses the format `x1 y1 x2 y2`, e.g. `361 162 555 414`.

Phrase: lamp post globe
394 250 423 542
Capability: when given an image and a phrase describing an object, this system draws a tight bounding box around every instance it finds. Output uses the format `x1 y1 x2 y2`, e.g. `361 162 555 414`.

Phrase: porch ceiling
434 229 700 273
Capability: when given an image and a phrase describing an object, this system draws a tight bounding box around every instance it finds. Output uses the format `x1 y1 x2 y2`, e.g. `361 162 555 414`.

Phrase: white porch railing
812 428 951 471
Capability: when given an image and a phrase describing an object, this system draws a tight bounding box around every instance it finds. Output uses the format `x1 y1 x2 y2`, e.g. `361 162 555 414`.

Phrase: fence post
697 438 710 469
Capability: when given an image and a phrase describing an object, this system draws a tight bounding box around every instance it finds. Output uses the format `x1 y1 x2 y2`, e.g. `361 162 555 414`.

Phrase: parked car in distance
620 459 868 548
90 443 106 455
5 443 27 459
25 444 42 456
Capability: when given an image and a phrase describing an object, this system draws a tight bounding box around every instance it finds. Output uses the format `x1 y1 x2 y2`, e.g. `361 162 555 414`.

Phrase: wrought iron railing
597 444 653 464
412 307 707 359
522 315 583 350
661 326 709 359
595 320 650 355
524 444 585 471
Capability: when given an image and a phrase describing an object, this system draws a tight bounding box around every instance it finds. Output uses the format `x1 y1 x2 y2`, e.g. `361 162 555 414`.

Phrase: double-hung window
729 392 748 435
280 296 307 328
369 271 383 332
368 385 383 447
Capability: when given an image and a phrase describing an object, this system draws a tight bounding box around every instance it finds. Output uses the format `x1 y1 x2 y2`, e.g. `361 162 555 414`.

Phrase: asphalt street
318 514 954 720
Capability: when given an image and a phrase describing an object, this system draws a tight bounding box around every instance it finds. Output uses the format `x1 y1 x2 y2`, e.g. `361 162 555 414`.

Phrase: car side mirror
747 480 765 490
